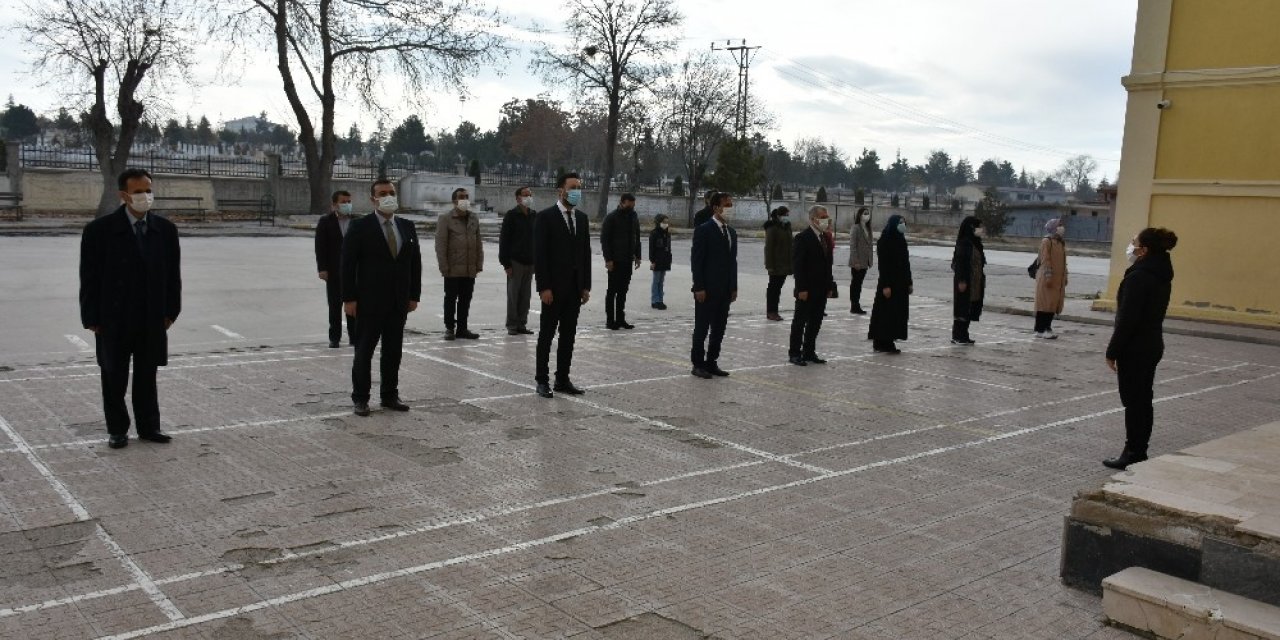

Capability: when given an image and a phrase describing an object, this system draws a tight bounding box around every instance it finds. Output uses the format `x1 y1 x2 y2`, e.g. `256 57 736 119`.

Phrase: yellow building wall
1155 84 1280 181
1165 0 1280 71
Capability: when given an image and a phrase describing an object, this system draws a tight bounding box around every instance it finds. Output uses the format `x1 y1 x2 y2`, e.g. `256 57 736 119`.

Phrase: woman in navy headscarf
868 214 912 353
951 216 987 345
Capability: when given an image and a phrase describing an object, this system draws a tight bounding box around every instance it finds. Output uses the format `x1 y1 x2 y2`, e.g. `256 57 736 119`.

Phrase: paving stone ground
2 235 1279 639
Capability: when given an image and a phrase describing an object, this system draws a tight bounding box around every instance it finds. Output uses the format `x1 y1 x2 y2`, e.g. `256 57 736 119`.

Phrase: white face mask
376 195 398 214
897 223 907 235
337 202 353 216
127 193 154 214
974 227 984 238
1055 226 1066 236
456 199 471 211
659 222 669 230
1126 243 1138 264
519 196 533 208
719 205 733 220
814 218 830 231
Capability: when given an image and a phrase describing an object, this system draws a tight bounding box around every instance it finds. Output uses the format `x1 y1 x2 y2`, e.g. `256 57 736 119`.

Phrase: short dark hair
514 186 531 198
331 190 351 203
370 179 395 196
117 168 152 191
711 192 731 207
620 193 636 203
451 188 468 202
1137 227 1178 252
556 172 580 189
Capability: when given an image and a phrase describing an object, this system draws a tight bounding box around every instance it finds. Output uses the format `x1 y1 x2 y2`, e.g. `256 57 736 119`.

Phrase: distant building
1003 202 1114 243
954 183 1073 206
222 116 278 134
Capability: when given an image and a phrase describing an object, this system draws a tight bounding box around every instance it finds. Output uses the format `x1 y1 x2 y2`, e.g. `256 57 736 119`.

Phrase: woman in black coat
648 214 673 310
1103 227 1178 470
868 214 912 354
951 216 987 345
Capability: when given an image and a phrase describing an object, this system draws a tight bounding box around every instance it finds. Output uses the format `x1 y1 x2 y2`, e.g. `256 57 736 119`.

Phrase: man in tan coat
436 187 483 340
1034 218 1068 338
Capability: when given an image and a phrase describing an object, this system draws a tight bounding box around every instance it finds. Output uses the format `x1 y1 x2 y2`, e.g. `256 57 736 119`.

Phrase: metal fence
19 145 270 178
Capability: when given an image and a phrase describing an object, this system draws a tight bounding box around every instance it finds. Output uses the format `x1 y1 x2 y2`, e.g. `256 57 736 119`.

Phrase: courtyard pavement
2 234 1279 639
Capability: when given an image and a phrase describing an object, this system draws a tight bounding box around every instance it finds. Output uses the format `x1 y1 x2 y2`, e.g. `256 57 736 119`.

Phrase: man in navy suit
690 192 738 378
533 173 593 398
80 168 182 449
789 205 836 366
315 189 356 348
341 179 422 416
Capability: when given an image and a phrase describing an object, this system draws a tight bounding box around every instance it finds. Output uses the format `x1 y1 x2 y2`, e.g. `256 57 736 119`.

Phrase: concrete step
1103 567 1280 639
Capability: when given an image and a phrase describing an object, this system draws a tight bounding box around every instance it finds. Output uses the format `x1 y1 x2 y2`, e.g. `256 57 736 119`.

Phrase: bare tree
1055 154 1099 197
20 0 194 216
656 53 736 225
533 0 682 218
215 0 507 214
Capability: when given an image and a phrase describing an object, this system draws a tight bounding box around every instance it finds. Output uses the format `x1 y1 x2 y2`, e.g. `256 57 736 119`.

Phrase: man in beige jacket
436 187 484 340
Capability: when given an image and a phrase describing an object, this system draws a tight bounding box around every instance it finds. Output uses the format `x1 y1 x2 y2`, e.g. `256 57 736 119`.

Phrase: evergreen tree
816 186 828 203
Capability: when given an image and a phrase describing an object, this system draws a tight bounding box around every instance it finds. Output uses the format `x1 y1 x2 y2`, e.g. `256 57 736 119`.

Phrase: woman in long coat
1103 227 1178 470
868 214 912 354
649 214 672 309
951 215 986 345
847 207 873 314
1034 218 1068 338
763 206 793 321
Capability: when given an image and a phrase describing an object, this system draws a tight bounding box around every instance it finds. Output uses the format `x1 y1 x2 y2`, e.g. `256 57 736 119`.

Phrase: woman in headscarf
762 206 793 321
951 216 987 345
868 214 912 354
847 207 873 314
1034 218 1068 338
1103 227 1178 470
649 214 672 310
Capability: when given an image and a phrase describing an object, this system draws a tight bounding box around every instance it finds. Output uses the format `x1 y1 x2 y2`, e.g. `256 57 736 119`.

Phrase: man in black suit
789 205 836 366
499 186 536 336
79 168 181 449
342 179 422 416
533 172 592 398
600 193 641 330
315 189 356 348
690 192 738 379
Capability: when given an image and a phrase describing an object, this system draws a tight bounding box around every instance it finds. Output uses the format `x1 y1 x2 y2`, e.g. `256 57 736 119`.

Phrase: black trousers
536 291 582 384
766 275 787 314
605 267 633 324
99 330 160 437
443 277 476 331
351 310 406 403
849 268 868 310
1117 355 1161 455
789 294 827 357
951 319 971 341
1034 311 1055 332
326 278 356 344
691 295 731 367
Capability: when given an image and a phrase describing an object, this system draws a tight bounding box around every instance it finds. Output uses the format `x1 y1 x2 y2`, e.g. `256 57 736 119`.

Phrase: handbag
1028 257 1041 279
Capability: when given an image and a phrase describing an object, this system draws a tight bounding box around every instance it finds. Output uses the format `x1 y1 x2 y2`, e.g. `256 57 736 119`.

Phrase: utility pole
711 39 761 138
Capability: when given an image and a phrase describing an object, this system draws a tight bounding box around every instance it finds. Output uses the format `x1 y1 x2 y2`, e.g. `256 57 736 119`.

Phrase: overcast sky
0 0 1137 178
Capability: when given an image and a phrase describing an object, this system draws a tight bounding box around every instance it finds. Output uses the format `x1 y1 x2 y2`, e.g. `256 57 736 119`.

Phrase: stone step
1103 567 1280 639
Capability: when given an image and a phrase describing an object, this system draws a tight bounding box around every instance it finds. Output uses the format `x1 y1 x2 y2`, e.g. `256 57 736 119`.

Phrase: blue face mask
565 189 582 207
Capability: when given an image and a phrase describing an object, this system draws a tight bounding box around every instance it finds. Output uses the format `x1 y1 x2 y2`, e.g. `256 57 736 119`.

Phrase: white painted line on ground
63 334 91 350
406 349 834 475
90 367 1280 640
209 325 245 340
0 412 185 622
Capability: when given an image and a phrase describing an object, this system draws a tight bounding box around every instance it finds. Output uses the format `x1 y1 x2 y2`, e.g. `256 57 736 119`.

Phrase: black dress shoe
536 383 553 398
508 328 520 336
456 329 480 340
607 322 620 330
803 354 827 364
108 435 128 449
705 364 730 377
553 380 585 395
1103 450 1148 470
329 341 340 348
788 356 808 366
691 366 713 379
618 321 635 330
517 327 535 335
138 431 171 443
381 399 410 411
353 402 371 416
444 328 456 341
656 303 667 310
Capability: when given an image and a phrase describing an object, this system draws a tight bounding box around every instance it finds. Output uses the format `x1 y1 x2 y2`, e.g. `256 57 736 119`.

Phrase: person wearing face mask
316 190 357 348
342 178 422 417
788 206 836 365
499 186 537 336
649 214 672 310
436 187 483 341
847 207 873 314
79 168 182 449
1103 227 1178 470
1034 218 1069 338
950 216 987 345
868 214 913 354
532 172 593 398
763 206 793 321
689 192 738 378
600 193 642 329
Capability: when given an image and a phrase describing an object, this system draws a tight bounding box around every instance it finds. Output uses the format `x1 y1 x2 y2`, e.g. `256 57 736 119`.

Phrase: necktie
565 211 575 235
133 219 146 253
384 220 398 259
